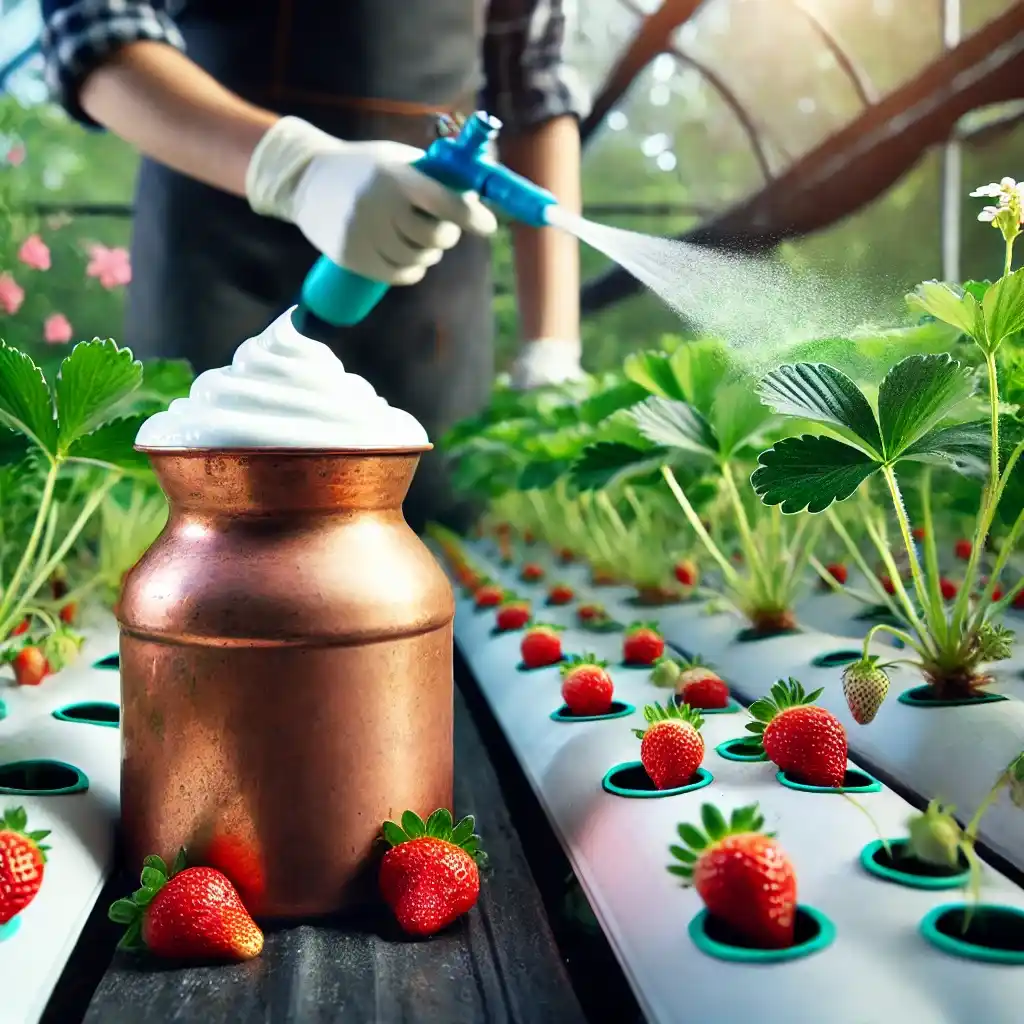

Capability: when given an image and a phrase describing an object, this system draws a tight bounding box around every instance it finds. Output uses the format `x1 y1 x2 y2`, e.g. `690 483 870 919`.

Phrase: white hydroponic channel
483 542 1024 874
0 613 120 1024
452 540 1024 1024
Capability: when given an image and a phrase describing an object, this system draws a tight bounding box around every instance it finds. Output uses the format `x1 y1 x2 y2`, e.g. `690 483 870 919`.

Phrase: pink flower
18 235 51 271
0 274 25 315
85 244 131 289
43 313 73 344
6 144 25 166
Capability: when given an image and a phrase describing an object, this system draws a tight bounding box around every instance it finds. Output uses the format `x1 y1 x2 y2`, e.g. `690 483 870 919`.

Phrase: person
40 0 588 531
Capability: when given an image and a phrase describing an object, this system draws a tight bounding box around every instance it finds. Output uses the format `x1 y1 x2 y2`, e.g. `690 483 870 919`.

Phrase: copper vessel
117 448 454 918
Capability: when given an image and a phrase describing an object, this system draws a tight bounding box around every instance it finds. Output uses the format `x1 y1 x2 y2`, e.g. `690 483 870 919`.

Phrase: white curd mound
135 307 429 448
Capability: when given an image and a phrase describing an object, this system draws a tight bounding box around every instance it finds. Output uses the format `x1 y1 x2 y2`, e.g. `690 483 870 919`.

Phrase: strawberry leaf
669 844 697 863
116 917 145 952
140 866 163 889
756 362 883 455
667 864 692 879
450 815 476 847
381 820 407 847
400 810 426 839
700 804 728 842
982 267 1024 350
54 340 143 452
27 829 50 842
425 808 453 839
66 415 151 472
4 806 28 832
0 343 58 455
133 887 157 907
142 854 168 876
108 899 139 925
171 848 188 876
570 441 668 492
677 823 706 849
632 397 718 458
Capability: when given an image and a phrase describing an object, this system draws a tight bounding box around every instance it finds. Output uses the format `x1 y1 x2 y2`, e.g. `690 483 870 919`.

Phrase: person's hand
246 117 497 284
510 338 584 390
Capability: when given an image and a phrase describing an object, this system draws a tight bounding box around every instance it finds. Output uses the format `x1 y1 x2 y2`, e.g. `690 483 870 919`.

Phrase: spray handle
299 112 557 328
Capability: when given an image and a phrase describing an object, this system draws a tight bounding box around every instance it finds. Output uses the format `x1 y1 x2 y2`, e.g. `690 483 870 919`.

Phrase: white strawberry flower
978 205 1001 223
969 177 1017 199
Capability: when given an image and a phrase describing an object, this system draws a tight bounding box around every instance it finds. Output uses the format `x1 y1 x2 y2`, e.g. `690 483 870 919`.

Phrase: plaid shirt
40 0 590 130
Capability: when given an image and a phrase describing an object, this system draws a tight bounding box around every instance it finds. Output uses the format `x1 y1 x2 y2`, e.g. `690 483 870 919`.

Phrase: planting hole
777 768 880 794
52 702 120 728
860 839 969 890
0 700 6 722
0 759 89 795
735 626 802 644
0 918 21 942
715 737 768 762
550 702 635 723
921 904 1024 964
580 620 623 633
619 660 661 671
897 685 1007 708
811 650 860 668
689 906 835 963
601 762 713 798
94 653 119 670
517 655 573 673
673 695 741 715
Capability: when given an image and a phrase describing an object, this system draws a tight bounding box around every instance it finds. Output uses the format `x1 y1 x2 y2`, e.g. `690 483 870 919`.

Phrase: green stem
662 466 740 587
951 352 1004 634
918 468 947 647
0 462 59 636
862 622 925 660
719 462 767 580
880 466 930 614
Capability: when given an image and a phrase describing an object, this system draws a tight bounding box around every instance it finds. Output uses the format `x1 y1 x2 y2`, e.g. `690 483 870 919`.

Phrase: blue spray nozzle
300 111 558 327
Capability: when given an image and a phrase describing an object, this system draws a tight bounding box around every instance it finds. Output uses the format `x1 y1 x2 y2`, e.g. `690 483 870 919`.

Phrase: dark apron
125 0 494 532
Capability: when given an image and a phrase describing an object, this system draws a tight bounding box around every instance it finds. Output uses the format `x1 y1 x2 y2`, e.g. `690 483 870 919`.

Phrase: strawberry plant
0 338 188 649
751 179 1024 703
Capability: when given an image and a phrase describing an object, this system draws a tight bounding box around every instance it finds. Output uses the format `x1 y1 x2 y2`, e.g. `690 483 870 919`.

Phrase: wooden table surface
47 680 589 1024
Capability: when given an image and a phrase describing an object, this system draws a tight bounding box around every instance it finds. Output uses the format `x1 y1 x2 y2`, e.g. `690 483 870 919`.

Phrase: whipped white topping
135 307 429 449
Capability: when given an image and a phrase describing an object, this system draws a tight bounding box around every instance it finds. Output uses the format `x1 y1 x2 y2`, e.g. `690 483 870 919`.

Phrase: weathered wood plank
78 686 585 1024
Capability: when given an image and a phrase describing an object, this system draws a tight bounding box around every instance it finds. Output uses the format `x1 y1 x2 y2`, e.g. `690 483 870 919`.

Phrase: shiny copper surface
118 448 455 918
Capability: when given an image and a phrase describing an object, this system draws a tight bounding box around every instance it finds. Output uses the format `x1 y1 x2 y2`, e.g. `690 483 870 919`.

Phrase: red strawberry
912 527 925 540
746 678 847 788
591 568 618 586
109 850 263 960
668 803 796 949
675 658 729 710
59 602 77 625
940 577 958 600
954 539 972 561
674 559 698 587
523 530 536 545
0 806 50 924
520 563 544 582
547 583 575 605
11 619 29 637
825 562 847 585
992 587 1004 602
495 599 531 632
474 584 503 609
634 701 704 790
558 548 575 564
520 624 564 668
623 622 665 666
50 576 68 600
12 646 49 687
1014 588 1024 610
577 603 605 623
379 809 483 937
560 655 614 716
879 574 895 595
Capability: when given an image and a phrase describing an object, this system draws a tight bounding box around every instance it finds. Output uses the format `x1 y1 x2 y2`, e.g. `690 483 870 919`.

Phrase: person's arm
41 0 277 195
482 0 590 385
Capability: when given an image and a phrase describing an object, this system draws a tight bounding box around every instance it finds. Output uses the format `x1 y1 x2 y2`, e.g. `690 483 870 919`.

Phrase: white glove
510 338 585 390
245 116 497 285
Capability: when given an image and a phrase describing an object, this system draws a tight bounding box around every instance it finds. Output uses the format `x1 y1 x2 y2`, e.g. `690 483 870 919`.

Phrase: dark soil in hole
936 907 1024 952
59 703 120 725
517 656 569 672
704 907 820 950
906 683 999 705
724 739 763 755
609 764 658 791
873 840 968 878
787 768 874 790
556 702 630 720
94 653 119 669
855 605 904 626
0 760 83 792
735 626 802 643
813 650 861 668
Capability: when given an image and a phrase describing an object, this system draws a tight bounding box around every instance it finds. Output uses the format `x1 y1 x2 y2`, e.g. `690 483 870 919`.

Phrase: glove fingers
396 167 498 237
395 207 463 251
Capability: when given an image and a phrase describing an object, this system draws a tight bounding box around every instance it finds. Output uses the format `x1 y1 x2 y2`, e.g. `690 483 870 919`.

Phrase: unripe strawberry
841 658 890 725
